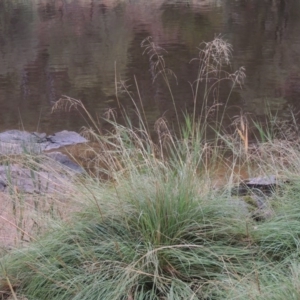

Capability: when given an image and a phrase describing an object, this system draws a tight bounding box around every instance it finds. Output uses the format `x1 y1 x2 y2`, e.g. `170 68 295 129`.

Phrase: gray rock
45 152 84 173
0 130 88 155
0 164 67 194
44 130 88 151
0 130 87 193
0 152 84 193
231 175 282 196
0 180 6 191
32 132 47 143
0 130 36 143
242 194 274 221
227 198 250 217
230 175 282 222
245 175 277 186
0 130 45 154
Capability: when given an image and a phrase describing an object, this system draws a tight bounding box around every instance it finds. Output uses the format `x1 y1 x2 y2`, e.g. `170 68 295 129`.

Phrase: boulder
0 130 88 193
0 130 44 154
0 165 65 194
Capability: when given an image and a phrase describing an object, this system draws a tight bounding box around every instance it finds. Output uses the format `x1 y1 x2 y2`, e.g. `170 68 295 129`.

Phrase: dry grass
0 192 66 248
0 153 87 250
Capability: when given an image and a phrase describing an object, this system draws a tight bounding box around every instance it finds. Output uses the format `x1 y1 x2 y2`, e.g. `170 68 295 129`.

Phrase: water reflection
0 0 299 134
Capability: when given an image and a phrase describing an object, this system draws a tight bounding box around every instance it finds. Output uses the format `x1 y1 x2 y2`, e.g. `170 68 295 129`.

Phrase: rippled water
0 0 299 134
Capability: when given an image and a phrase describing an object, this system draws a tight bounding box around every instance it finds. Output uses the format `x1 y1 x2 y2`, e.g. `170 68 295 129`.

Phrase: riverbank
1 112 300 299
1 36 300 299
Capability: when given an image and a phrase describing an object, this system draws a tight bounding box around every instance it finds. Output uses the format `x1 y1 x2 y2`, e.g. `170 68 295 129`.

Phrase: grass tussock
1 37 300 299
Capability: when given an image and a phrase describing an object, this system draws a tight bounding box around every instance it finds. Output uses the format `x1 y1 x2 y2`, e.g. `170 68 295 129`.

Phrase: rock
0 164 67 194
231 175 280 222
0 152 85 194
0 130 88 155
32 132 47 143
45 152 84 173
242 194 274 221
44 130 88 151
245 175 277 186
0 180 6 192
0 143 87 193
231 175 281 196
227 198 250 218
0 130 37 143
0 130 45 154
0 130 87 193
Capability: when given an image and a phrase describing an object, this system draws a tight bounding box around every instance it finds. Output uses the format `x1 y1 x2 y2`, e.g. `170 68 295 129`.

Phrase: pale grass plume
233 111 249 153
189 36 246 134
141 36 178 84
52 95 101 134
154 117 174 159
141 36 180 127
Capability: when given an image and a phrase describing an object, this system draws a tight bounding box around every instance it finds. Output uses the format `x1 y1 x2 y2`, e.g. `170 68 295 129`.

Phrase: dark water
0 0 299 134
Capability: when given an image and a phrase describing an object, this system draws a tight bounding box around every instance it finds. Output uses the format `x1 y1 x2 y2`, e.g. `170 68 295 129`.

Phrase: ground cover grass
1 37 300 299
2 120 300 299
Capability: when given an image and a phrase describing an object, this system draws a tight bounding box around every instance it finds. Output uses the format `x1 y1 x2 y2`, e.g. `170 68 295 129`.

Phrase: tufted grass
2 116 300 299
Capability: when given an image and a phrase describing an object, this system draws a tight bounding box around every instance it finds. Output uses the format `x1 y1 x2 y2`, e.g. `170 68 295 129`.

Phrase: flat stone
231 175 283 197
0 130 31 142
0 130 88 155
44 130 88 151
0 130 45 154
245 175 277 186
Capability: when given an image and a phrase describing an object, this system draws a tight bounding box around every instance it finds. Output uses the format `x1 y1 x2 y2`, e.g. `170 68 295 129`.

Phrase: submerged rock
231 175 281 196
245 175 277 186
231 175 282 221
242 194 274 221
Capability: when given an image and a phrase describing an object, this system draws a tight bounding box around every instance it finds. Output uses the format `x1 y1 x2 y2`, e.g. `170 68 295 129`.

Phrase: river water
0 0 299 134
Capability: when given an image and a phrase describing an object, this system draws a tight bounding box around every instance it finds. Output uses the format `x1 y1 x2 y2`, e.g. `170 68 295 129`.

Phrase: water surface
0 0 299 134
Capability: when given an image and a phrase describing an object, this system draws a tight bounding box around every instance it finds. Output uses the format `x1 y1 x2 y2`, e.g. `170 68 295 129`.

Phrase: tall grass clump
0 166 254 299
2 37 300 299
